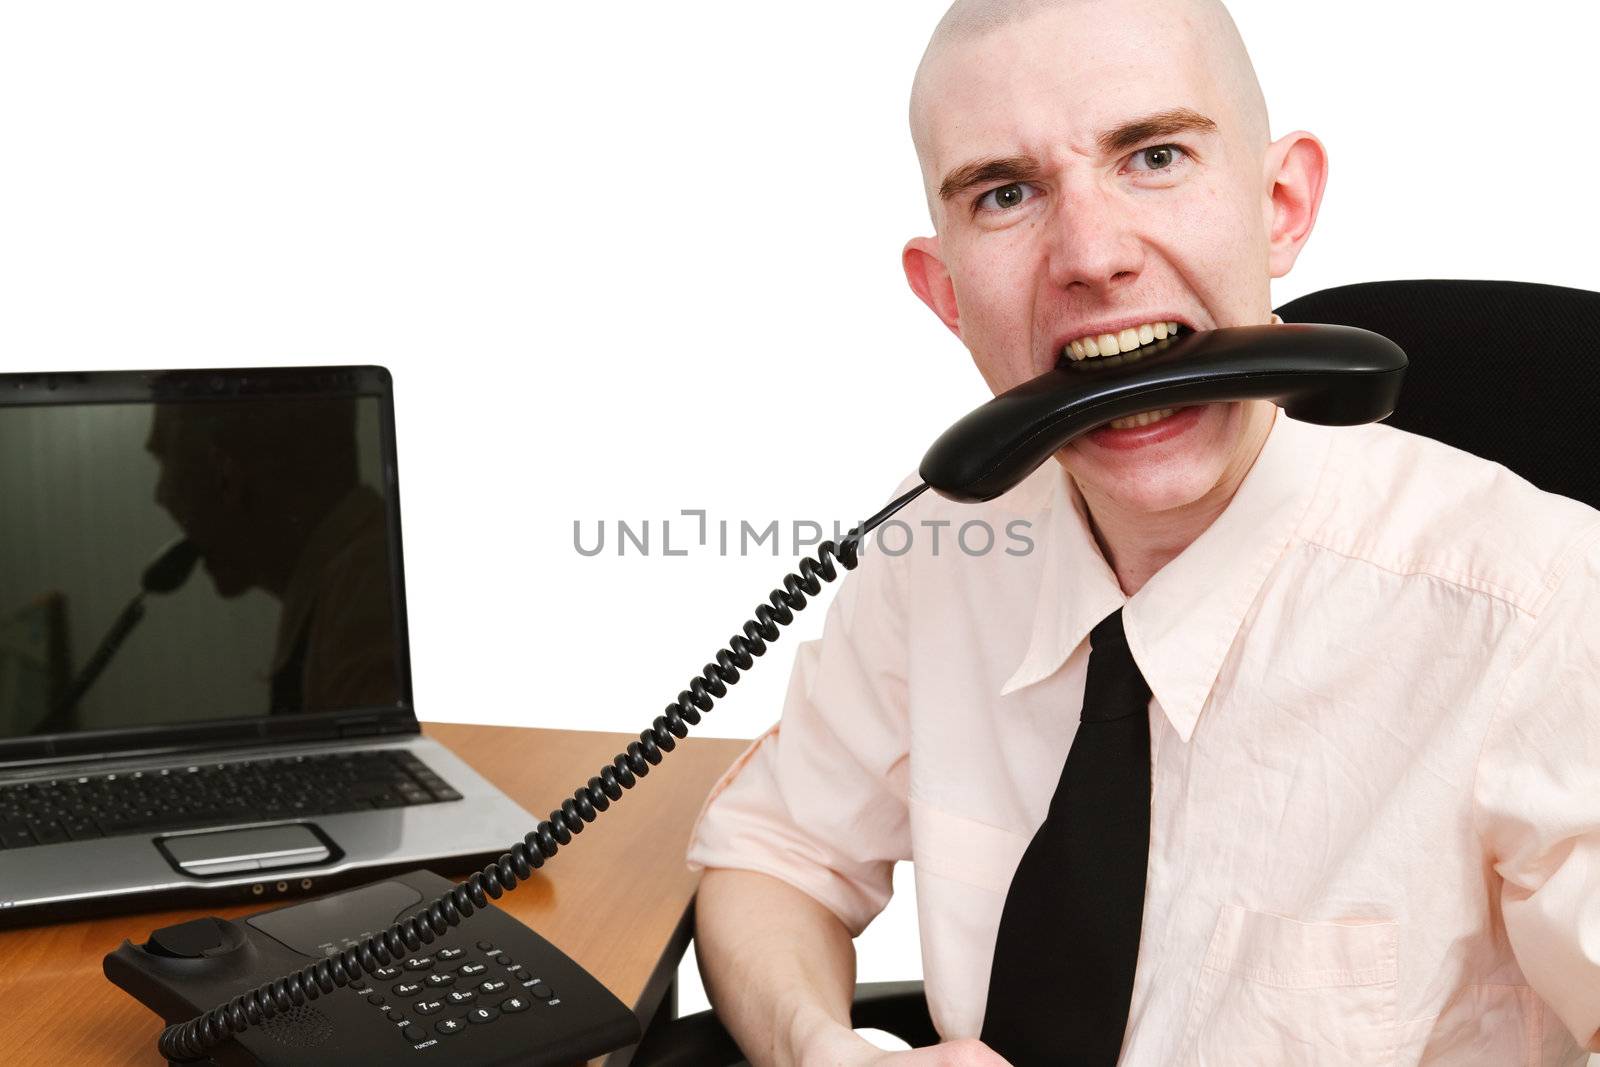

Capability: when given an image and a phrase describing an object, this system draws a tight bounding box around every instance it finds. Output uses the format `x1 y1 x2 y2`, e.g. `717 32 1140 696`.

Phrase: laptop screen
0 369 410 749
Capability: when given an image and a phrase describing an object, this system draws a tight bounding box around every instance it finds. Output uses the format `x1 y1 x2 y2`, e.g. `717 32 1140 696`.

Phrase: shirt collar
998 394 1336 743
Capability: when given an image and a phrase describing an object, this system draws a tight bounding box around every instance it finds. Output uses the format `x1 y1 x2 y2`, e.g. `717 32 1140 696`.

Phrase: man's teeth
1064 320 1182 360
1105 407 1179 431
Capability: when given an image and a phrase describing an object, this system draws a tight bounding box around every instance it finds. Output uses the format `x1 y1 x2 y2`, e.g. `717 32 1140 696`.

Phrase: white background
5 0 1598 1050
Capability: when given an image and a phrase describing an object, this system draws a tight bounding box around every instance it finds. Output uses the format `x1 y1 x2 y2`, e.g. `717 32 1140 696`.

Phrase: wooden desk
0 722 751 1066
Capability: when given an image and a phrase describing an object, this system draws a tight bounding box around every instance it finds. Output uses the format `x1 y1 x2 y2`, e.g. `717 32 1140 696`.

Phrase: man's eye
977 182 1038 212
1127 144 1188 172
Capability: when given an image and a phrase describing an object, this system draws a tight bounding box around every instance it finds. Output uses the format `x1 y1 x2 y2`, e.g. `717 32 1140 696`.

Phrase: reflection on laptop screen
0 388 403 741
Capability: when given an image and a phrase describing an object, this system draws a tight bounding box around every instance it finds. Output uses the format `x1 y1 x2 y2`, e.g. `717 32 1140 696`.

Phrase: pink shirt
685 405 1600 1064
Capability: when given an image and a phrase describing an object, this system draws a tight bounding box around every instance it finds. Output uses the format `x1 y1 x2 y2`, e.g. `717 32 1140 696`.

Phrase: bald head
898 0 1330 514
909 0 1270 220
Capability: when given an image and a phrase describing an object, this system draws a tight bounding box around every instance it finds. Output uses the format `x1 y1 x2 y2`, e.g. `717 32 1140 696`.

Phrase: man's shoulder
1302 420 1600 614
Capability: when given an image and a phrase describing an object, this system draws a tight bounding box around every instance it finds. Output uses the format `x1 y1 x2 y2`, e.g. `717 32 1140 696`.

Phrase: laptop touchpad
161 824 333 877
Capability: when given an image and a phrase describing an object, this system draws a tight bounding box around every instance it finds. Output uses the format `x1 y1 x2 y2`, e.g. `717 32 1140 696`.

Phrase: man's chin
204 562 249 600
1061 404 1239 497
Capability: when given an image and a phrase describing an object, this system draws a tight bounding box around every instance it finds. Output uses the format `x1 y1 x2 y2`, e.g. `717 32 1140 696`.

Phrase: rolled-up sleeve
1474 523 1600 1051
685 515 913 937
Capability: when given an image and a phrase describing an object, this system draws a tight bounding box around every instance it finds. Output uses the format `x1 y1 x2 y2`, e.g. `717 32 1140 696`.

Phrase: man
686 0 1600 1063
146 396 400 714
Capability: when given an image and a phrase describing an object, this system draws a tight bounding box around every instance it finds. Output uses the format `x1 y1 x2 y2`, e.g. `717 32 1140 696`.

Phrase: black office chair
631 279 1600 1065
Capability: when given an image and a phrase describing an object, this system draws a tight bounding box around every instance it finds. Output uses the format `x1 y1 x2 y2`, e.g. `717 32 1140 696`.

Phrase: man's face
906 1 1319 515
146 407 256 598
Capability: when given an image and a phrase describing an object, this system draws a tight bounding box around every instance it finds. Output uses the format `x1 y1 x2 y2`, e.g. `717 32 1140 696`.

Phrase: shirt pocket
1175 904 1399 1067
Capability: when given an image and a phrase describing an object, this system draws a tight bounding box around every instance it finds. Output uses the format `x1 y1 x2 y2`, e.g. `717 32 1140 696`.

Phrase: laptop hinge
336 716 382 738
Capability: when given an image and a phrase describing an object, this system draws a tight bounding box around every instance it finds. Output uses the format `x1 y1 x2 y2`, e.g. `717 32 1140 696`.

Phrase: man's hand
696 869 1012 1067
799 1024 1011 1067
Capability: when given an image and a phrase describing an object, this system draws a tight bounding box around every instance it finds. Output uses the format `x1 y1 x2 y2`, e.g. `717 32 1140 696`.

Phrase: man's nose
1043 187 1145 295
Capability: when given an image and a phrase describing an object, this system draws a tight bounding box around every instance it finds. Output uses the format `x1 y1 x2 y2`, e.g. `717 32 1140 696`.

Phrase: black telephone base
104 868 642 1066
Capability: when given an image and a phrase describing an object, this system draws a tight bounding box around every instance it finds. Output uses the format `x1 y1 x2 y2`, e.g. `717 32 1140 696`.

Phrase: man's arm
1474 523 1600 1053
695 868 1010 1067
694 868 860 1066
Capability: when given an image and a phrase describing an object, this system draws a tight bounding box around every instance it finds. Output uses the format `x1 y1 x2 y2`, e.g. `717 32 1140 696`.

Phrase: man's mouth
1057 319 1191 430
1060 320 1185 362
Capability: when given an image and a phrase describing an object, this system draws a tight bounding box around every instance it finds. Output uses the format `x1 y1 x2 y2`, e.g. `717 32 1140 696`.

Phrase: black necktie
980 607 1153 1066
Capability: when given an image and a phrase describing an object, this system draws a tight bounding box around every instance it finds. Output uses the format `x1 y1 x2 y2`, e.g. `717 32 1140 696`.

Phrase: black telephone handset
921 322 1405 502
107 324 1406 1065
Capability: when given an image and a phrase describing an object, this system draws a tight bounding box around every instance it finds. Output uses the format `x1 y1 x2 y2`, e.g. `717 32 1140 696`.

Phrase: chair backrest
1275 279 1600 511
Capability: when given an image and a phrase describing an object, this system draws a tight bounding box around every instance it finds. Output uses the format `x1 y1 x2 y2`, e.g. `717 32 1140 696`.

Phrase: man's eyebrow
1096 107 1218 156
937 155 1043 203
935 108 1219 203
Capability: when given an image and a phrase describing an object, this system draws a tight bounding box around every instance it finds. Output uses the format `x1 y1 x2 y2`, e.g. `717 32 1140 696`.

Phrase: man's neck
1078 401 1278 596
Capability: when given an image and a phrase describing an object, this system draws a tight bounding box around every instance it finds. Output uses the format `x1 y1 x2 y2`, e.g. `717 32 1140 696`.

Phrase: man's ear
1263 131 1329 279
903 235 963 338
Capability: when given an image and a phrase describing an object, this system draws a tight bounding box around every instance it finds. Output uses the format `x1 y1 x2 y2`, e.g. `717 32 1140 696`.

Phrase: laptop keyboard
0 749 462 851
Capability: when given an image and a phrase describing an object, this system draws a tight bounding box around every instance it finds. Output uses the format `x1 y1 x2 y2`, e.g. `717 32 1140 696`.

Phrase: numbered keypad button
466 1005 499 1025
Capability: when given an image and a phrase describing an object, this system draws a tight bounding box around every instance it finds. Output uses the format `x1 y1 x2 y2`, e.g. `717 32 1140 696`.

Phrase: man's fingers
887 1038 1011 1066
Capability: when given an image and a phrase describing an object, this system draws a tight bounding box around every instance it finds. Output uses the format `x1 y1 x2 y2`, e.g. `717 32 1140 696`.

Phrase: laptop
0 365 535 927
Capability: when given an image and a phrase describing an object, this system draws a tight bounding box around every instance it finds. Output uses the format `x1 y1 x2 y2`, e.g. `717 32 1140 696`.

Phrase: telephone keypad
350 940 562 1049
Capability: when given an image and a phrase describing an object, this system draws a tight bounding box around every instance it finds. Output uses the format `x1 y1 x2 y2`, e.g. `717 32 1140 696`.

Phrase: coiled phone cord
156 480 931 1063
